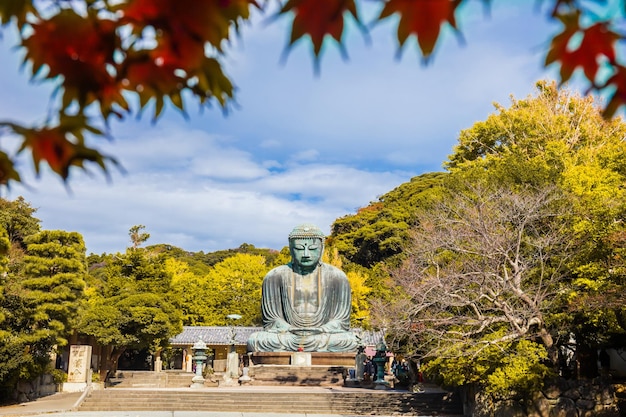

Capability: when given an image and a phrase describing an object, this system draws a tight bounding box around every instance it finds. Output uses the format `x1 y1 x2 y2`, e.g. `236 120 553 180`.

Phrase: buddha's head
288 223 325 273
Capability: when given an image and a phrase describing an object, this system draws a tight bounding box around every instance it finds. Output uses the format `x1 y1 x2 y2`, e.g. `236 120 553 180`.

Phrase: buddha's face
289 238 323 272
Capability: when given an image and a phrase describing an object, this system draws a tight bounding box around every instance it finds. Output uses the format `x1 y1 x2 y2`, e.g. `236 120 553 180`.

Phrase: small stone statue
247 224 359 352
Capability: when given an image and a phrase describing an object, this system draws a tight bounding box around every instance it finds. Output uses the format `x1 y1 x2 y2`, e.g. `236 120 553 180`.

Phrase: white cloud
292 149 319 162
0 2 580 256
7 133 408 254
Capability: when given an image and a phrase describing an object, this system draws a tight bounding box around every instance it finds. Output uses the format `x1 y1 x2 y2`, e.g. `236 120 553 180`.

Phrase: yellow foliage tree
166 258 211 326
326 247 371 327
204 253 268 326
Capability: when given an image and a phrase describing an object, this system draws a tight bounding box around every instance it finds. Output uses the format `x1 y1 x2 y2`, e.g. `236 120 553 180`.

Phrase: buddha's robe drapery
247 263 359 352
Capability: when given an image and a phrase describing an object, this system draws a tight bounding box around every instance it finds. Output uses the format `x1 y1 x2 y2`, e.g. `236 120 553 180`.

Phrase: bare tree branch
375 183 573 363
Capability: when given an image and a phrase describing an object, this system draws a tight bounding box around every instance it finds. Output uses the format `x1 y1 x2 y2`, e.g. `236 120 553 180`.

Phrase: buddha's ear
322 243 330 263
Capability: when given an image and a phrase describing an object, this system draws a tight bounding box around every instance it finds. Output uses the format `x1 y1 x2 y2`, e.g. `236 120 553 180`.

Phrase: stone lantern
373 340 389 390
222 314 242 386
190 338 208 389
226 314 242 352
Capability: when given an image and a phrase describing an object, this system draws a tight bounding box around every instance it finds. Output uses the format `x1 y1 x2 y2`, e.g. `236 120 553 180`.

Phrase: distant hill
328 171 447 268
147 242 281 275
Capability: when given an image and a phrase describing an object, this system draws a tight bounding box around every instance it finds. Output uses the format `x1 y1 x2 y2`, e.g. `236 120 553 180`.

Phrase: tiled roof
169 326 386 347
170 326 259 346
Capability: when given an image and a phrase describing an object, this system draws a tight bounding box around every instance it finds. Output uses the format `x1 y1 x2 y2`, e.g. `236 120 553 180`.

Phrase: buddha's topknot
288 223 325 241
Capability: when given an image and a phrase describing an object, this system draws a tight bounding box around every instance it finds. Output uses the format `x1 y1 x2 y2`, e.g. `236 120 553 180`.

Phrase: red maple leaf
23 10 117 79
602 65 626 118
545 12 619 84
378 0 463 59
6 117 116 180
151 29 206 72
120 0 258 52
122 54 185 95
280 0 359 56
18 127 75 178
116 0 251 116
21 10 123 113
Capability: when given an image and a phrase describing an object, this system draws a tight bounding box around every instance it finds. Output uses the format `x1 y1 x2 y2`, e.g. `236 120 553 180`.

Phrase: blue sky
0 2 567 255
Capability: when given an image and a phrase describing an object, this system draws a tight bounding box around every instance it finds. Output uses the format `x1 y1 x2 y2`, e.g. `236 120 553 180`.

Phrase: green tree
0 197 41 247
78 245 182 381
147 244 212 276
202 253 268 326
0 229 87 397
376 82 626 397
167 257 213 326
0 198 44 397
0 197 41 271
21 230 87 347
446 81 626 378
330 172 446 269
168 251 272 327
0 225 29 397
197 243 280 268
129 225 150 249
328 172 446 306
0 227 9 273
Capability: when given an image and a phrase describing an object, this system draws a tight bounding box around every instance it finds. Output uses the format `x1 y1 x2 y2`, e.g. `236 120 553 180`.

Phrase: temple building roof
169 326 385 347
170 326 259 346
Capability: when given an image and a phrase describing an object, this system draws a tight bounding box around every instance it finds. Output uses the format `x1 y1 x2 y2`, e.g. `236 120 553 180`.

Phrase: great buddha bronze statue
247 224 360 352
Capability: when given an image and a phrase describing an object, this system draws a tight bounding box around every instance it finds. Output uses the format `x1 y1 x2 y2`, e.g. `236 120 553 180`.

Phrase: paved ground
0 385 441 417
0 390 83 417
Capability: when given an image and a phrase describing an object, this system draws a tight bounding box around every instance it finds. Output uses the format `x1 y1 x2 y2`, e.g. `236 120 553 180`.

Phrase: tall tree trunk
99 345 125 382
538 327 560 370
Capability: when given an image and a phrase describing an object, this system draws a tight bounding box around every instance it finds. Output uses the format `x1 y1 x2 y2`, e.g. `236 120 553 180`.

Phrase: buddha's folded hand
289 327 323 335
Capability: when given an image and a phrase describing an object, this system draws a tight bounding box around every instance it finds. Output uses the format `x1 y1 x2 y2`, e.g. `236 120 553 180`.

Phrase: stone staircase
78 388 465 416
109 367 353 388
108 370 195 388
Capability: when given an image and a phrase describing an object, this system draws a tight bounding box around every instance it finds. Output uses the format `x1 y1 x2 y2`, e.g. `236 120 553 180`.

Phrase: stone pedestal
220 351 240 387
250 351 355 366
374 380 390 390
62 382 88 393
248 364 348 387
190 374 205 389
291 352 312 366
246 351 355 386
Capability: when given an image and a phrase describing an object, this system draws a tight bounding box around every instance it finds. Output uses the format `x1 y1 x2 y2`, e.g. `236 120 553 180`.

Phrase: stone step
110 368 350 388
109 371 195 388
78 389 464 415
248 365 346 387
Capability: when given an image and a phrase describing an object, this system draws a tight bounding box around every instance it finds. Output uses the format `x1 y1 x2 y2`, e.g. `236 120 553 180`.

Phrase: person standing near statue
247 223 360 352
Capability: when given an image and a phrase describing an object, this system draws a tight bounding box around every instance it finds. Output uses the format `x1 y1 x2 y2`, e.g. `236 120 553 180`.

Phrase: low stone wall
13 374 59 403
471 378 624 417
